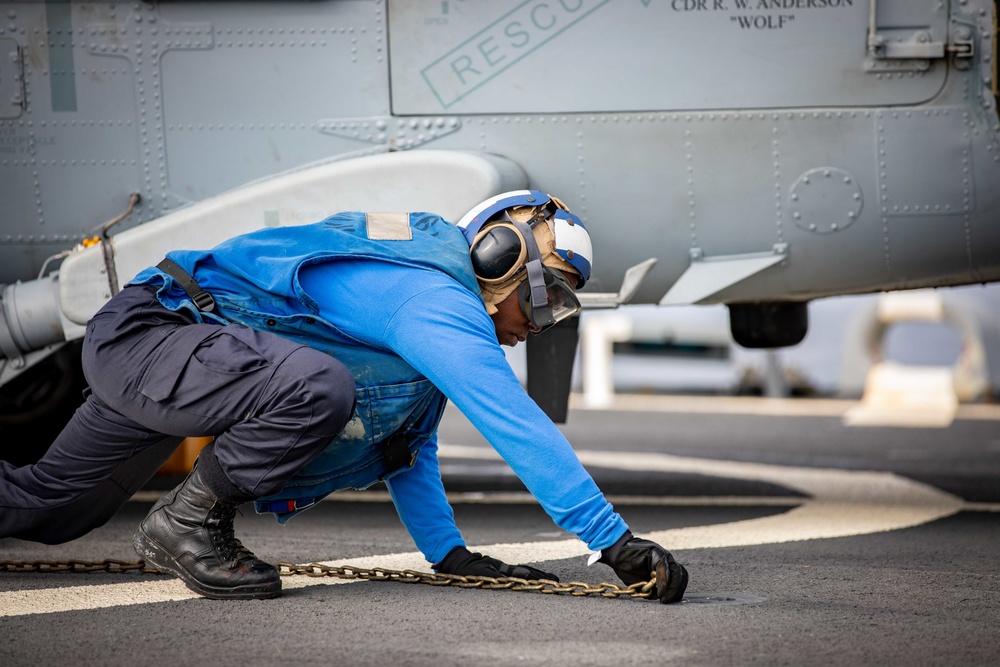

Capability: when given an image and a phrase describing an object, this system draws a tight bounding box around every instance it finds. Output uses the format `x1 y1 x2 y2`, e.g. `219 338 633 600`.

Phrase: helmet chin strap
510 219 549 312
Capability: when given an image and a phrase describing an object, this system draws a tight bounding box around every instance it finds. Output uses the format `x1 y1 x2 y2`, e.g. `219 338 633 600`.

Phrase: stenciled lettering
732 0 854 8
0 132 53 154
725 0 853 29
731 13 793 28
504 21 531 48
478 36 506 67
422 0 610 108
449 55 480 86
530 3 557 30
672 0 709 10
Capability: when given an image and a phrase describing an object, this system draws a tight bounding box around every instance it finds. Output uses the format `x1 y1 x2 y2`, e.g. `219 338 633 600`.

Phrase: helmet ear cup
470 224 529 283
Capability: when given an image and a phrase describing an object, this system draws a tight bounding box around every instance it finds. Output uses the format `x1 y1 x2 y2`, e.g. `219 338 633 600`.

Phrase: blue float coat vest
130 213 480 512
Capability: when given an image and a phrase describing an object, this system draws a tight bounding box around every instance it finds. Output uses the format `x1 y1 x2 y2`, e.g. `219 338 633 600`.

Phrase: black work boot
133 463 281 600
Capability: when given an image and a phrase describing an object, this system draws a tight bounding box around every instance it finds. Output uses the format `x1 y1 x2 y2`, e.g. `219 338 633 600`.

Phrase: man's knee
285 348 355 437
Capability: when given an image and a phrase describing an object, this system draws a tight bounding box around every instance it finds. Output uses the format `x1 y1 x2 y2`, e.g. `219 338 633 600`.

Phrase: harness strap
511 220 548 310
156 258 216 313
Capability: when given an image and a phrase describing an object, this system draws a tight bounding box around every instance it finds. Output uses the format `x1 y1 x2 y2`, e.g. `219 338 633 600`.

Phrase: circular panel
789 167 863 234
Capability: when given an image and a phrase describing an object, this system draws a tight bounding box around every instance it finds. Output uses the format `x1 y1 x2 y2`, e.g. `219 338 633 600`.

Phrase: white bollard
581 313 633 408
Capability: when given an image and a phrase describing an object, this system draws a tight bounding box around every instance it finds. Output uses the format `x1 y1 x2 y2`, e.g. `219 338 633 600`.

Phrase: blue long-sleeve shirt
298 259 628 564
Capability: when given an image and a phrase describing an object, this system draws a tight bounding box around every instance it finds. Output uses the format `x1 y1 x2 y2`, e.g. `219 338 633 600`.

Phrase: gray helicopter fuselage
0 0 997 314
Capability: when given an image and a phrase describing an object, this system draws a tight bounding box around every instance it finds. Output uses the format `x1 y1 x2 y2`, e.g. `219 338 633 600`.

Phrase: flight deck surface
3 397 999 666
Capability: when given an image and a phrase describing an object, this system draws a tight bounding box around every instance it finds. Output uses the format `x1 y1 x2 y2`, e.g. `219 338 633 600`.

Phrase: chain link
1 558 656 600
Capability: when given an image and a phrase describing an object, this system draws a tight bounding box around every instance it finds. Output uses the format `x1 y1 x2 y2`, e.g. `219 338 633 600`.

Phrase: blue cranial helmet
457 190 593 330
456 190 593 286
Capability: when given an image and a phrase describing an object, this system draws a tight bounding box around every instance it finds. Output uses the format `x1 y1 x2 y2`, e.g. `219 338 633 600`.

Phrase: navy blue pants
0 286 355 544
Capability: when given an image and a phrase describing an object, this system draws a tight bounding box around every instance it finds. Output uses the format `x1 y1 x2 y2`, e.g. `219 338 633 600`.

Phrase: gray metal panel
154 1 390 209
875 108 976 286
764 110 886 300
675 115 784 260
973 110 1000 281
3 2 144 243
886 215 973 286
163 127 370 203
388 0 947 115
0 37 23 119
878 108 973 217
155 14 390 128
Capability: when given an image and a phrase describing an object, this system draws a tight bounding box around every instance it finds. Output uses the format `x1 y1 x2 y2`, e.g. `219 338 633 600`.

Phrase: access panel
388 0 948 115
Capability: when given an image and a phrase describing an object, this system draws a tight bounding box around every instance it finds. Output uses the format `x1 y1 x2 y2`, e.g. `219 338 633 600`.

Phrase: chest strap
156 258 216 313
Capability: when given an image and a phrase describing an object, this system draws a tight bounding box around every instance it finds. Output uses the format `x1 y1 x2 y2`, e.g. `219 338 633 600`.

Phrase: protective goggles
517 264 582 331
470 219 582 330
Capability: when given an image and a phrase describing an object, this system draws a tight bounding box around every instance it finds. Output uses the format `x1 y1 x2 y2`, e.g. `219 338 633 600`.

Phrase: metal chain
1 559 160 575
276 562 658 599
1 558 657 600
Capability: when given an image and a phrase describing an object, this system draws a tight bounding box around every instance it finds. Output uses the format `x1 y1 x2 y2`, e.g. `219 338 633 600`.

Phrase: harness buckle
192 290 216 313
156 257 217 313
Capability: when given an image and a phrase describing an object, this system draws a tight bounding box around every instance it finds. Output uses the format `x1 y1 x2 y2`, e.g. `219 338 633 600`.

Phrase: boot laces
207 504 259 566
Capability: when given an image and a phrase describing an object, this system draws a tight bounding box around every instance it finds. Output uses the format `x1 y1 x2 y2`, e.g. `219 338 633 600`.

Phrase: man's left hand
434 546 559 581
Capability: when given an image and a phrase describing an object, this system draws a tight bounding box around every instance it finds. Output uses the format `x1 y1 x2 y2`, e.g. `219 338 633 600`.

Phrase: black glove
434 546 559 582
599 531 688 604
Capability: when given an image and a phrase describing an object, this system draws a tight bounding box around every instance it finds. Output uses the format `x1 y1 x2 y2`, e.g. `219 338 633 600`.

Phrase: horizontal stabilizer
577 258 657 309
659 249 786 306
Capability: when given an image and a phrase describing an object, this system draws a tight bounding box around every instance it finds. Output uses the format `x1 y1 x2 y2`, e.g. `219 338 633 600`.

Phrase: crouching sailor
0 191 688 603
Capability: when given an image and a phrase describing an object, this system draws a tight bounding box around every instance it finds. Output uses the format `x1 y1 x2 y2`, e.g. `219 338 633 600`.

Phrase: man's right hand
599 531 688 604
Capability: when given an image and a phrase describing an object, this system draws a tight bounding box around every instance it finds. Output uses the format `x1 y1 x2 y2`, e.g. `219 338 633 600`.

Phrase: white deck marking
0 579 202 616
437 444 964 560
0 444 969 617
568 393 1000 421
